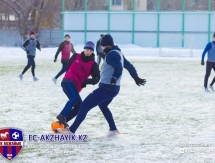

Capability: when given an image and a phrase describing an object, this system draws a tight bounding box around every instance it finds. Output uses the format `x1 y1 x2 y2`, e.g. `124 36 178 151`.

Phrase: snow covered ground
0 45 215 163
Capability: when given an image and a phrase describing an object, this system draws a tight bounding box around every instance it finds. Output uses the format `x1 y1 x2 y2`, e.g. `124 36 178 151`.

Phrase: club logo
0 128 24 161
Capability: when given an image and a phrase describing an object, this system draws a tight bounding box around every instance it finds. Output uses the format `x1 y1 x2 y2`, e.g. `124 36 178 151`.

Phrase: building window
112 0 121 6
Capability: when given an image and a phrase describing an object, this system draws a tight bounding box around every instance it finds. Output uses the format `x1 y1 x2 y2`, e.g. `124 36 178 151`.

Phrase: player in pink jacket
55 41 100 127
52 34 76 84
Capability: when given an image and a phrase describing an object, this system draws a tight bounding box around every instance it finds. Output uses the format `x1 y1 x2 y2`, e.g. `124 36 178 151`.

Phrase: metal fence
62 0 215 49
0 29 61 47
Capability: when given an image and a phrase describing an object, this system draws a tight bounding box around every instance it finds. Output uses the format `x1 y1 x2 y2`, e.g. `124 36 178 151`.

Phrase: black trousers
22 55 35 76
204 61 215 88
54 59 69 79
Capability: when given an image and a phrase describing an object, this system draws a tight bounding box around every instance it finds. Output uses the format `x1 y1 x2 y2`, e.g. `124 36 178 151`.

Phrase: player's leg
55 60 67 79
65 99 82 122
68 86 119 133
30 56 38 81
209 62 215 91
57 81 81 126
99 98 118 131
19 56 31 80
52 60 68 84
204 61 213 91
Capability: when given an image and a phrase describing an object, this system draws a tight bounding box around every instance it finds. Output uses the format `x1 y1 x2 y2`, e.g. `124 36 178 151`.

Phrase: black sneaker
56 114 69 127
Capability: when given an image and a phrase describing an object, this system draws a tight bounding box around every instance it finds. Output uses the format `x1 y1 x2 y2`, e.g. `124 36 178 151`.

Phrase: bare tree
160 0 182 11
186 0 208 10
147 0 157 11
88 0 107 10
65 0 87 11
0 0 61 40
146 0 209 11
124 0 132 10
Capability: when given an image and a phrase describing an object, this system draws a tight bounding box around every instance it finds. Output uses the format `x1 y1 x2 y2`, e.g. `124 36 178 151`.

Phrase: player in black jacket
96 34 105 68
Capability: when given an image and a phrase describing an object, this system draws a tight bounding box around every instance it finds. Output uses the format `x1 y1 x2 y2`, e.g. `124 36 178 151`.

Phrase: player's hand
110 77 117 85
134 77 146 86
201 60 204 66
26 50 29 54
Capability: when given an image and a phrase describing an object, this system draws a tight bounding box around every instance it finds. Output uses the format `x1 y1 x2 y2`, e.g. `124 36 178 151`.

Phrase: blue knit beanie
100 34 114 46
84 41 95 52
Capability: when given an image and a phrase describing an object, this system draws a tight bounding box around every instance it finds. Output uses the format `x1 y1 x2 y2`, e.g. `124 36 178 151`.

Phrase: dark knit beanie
64 34 70 38
100 34 114 46
84 41 95 52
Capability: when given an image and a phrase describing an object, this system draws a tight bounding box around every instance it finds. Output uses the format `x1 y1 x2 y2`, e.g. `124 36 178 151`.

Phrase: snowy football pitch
0 46 215 163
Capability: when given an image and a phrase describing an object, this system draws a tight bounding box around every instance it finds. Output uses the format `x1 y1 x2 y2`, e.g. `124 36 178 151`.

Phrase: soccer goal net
159 36 193 57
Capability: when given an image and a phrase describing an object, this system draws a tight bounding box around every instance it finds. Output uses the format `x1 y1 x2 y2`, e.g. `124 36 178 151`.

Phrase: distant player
52 34 76 84
96 34 105 68
201 33 215 92
19 31 41 81
56 34 146 135
54 41 100 128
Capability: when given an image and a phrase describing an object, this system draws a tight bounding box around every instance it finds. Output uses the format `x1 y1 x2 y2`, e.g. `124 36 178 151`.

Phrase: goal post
159 36 193 57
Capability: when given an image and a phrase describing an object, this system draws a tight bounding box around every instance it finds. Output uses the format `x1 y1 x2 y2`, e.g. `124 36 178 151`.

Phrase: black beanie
213 33 215 37
64 34 70 38
100 34 114 46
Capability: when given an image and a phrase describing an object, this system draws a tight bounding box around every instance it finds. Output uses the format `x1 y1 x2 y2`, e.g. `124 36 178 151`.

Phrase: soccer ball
51 120 65 133
12 132 19 139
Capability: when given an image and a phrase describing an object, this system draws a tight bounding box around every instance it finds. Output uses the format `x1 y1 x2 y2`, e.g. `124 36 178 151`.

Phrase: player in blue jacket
56 34 146 135
201 33 215 92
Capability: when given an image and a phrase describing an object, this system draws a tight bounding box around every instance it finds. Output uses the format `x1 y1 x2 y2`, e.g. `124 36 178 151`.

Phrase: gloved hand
26 50 29 54
134 77 146 86
54 59 57 62
110 77 117 85
201 60 204 66
81 81 87 88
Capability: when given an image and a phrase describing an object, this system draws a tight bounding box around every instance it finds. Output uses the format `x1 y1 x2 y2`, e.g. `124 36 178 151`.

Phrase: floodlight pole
62 0 65 40
132 0 135 44
208 0 211 42
157 0 160 48
182 0 185 47
84 0 87 43
108 0 111 34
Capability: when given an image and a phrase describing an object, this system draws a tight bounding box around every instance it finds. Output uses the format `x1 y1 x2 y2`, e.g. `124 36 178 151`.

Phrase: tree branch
0 0 20 15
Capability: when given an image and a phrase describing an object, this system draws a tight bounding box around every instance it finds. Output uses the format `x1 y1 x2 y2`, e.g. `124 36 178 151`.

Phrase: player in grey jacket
19 31 41 81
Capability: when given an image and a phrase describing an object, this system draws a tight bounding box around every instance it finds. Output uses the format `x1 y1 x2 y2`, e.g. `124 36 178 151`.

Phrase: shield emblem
0 128 24 161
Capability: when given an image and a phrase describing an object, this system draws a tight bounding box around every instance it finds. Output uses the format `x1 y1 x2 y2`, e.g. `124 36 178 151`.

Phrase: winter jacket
202 41 215 62
55 41 76 61
63 52 100 92
21 38 41 56
100 45 138 86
